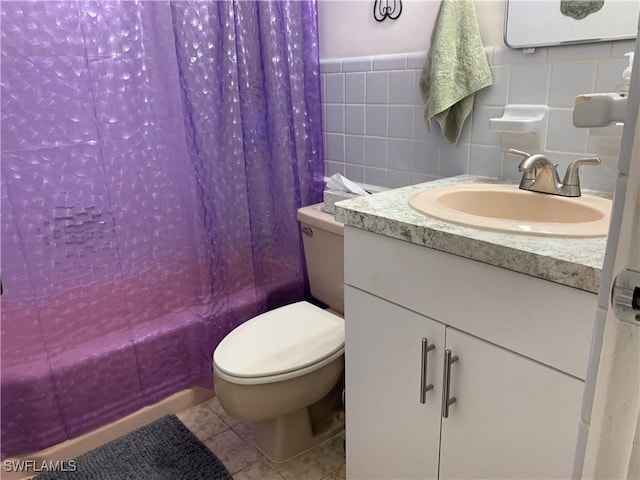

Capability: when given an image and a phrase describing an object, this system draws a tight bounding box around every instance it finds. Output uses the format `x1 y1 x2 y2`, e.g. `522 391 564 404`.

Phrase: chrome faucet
506 149 600 197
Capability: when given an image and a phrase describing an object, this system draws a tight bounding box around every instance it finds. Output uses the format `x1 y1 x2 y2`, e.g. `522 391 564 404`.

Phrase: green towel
419 0 492 144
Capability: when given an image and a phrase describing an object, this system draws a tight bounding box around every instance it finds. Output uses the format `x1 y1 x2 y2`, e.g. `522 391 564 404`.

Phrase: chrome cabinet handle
441 349 459 418
419 338 436 404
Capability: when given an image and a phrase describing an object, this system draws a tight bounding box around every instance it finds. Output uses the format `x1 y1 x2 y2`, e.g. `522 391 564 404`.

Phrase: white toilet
213 202 345 462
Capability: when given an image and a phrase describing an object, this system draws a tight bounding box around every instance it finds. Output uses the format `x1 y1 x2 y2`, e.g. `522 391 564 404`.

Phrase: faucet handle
505 149 531 159
563 157 601 186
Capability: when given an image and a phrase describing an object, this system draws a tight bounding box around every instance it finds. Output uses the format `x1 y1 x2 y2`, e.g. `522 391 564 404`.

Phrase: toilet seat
213 301 344 385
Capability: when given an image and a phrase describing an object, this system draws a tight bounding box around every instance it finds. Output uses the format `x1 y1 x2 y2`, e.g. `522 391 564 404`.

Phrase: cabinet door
439 327 584 480
345 286 445 480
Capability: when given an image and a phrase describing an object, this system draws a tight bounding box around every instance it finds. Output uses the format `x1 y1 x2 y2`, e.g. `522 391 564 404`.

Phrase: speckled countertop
334 175 609 294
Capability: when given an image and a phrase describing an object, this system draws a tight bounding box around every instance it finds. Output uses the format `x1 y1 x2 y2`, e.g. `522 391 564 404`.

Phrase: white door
575 26 640 480
439 327 584 480
345 286 445 480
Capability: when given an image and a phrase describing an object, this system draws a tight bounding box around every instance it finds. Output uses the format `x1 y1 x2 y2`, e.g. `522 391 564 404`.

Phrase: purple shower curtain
0 0 323 459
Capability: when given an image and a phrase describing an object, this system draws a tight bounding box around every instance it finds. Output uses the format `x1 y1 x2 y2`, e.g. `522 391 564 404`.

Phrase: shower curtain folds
0 0 323 459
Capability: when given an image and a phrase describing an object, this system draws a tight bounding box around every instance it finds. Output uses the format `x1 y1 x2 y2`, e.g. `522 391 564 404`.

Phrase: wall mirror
504 0 639 49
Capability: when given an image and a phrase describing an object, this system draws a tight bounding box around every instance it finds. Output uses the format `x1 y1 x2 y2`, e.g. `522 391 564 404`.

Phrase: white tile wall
364 137 387 168
345 73 365 103
320 39 636 193
365 105 387 136
345 135 365 165
509 64 551 104
345 105 364 135
548 62 596 108
365 72 389 104
373 53 406 71
388 106 413 139
325 74 344 103
388 71 415 104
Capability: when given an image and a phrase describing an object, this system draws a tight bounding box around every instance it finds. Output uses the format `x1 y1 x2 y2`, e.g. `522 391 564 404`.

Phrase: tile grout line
179 398 345 480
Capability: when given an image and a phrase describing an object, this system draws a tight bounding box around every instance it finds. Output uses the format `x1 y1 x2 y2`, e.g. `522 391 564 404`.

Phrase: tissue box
323 190 359 214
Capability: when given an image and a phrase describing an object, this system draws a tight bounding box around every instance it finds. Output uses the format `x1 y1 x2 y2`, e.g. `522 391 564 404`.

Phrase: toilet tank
297 203 344 314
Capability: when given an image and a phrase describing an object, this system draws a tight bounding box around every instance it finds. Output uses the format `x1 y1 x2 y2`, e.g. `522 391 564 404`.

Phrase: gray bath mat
34 415 232 479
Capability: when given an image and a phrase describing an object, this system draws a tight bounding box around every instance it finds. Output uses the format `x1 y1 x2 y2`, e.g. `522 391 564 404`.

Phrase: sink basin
408 184 612 237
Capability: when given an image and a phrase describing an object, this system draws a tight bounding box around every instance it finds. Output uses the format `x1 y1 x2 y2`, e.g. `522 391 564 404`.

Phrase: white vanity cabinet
438 327 584 480
346 286 445 480
344 227 597 480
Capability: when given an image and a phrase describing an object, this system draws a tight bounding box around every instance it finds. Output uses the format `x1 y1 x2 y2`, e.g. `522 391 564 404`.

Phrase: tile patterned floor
177 397 346 480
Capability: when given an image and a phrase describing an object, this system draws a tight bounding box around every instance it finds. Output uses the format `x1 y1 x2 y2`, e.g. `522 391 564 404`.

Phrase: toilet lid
213 301 344 379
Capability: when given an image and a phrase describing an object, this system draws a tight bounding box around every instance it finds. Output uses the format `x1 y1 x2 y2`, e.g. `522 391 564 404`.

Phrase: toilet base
254 380 345 463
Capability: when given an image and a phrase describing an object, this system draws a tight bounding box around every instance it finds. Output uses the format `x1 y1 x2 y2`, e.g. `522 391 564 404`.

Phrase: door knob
611 269 640 325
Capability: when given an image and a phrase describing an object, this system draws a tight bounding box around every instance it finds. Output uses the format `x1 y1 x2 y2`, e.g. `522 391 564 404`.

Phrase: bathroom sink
408 184 612 237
